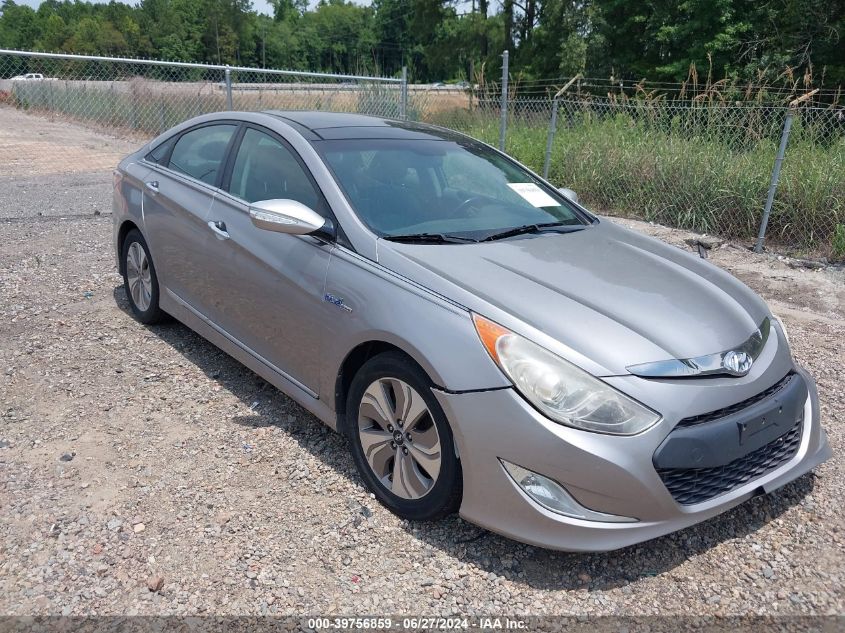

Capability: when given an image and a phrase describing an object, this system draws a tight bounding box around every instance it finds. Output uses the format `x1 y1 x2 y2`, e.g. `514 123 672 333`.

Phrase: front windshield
316 138 588 240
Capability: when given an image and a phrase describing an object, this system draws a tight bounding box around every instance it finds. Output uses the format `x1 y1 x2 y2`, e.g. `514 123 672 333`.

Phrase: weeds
833 224 845 262
429 103 844 258
7 73 844 258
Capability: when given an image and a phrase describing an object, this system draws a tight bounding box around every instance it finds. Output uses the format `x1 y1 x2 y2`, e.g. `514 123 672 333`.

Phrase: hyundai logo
722 350 753 376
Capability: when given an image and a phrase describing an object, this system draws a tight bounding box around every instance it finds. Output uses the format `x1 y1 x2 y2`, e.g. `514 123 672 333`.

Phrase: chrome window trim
141 119 242 191
213 188 251 209
142 161 223 198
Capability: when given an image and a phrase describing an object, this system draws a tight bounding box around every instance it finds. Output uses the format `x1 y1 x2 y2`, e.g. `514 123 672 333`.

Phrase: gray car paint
203 189 335 394
113 111 831 551
142 164 219 314
436 367 829 551
378 221 771 376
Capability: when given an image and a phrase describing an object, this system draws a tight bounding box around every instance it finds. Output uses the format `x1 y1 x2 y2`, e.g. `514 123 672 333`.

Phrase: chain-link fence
528 98 844 259
1 47 843 260
423 89 844 260
0 49 406 136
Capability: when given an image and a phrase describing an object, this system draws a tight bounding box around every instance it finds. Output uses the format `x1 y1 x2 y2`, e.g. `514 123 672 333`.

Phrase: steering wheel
454 195 487 217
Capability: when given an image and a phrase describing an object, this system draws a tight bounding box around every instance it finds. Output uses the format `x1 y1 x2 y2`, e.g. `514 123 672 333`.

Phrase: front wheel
345 352 462 521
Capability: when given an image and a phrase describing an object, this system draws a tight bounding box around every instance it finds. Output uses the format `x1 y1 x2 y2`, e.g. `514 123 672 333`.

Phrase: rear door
141 122 238 311
202 125 336 395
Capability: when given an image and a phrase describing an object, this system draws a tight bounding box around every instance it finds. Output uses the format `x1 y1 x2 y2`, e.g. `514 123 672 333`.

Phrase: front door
203 126 336 395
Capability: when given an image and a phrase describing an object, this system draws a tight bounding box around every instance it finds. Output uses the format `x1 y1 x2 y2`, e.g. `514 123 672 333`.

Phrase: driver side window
228 128 321 210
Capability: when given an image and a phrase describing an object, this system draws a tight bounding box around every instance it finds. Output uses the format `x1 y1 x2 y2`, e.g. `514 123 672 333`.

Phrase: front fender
320 247 509 401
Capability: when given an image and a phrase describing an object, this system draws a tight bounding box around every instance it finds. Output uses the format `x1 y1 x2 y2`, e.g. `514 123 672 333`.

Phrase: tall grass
8 74 844 259
431 105 844 259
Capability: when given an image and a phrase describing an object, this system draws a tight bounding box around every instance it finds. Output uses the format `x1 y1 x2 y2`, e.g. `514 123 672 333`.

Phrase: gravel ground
0 107 843 618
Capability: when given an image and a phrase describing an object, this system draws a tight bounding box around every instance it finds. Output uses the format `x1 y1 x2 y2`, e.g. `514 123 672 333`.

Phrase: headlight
473 314 661 435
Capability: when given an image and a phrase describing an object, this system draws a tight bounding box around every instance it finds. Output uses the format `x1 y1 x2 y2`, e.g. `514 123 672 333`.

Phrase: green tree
35 13 70 51
0 0 842 92
300 0 376 74
0 0 40 50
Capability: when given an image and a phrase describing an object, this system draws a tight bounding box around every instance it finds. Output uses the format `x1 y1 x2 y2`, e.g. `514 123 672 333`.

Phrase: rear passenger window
146 137 176 165
168 124 236 186
228 128 321 209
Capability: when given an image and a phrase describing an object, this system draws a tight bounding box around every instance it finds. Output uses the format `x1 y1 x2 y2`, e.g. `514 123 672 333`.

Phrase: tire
121 228 166 324
345 351 462 521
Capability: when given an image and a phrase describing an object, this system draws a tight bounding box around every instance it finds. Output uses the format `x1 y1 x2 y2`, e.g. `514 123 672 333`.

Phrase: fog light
500 460 636 523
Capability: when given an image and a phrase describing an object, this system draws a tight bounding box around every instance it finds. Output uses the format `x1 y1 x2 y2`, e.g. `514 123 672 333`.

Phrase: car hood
376 221 770 376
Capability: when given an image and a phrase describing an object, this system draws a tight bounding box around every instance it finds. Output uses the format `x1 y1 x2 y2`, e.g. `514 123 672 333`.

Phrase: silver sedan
112 111 831 551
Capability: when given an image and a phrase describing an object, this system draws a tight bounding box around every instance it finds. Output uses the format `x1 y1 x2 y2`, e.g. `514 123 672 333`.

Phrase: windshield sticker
507 183 559 208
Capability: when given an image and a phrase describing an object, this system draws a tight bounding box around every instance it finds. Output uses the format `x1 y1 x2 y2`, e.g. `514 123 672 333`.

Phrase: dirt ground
0 107 141 179
0 106 843 617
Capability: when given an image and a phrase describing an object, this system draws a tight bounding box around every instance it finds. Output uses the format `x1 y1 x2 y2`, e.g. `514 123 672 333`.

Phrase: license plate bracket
653 373 806 470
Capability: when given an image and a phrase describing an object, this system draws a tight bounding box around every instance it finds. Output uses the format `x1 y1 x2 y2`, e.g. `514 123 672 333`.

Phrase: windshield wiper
481 222 586 242
383 232 478 244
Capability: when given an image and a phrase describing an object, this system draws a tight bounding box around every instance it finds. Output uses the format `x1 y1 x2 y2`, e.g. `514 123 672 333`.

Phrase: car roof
262 110 468 142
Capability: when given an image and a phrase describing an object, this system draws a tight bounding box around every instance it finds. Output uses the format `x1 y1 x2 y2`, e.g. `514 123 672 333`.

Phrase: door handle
207 220 230 240
145 180 159 193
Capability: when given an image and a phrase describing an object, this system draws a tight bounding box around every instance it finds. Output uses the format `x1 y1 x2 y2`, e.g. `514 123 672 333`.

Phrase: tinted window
168 124 236 185
316 138 586 239
146 137 175 165
228 128 320 209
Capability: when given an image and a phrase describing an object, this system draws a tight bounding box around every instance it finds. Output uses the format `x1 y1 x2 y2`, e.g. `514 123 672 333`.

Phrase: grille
676 372 795 428
657 419 803 505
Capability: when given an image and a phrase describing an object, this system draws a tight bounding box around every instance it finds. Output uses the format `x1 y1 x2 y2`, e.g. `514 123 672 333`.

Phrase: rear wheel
121 229 165 324
345 352 462 521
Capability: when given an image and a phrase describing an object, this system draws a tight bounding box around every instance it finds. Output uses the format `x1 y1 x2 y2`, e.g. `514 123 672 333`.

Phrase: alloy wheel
125 242 152 312
357 377 442 499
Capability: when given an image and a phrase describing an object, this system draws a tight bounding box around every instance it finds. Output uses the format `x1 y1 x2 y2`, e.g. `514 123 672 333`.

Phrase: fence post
129 83 137 130
499 50 509 151
110 82 116 126
543 98 559 180
754 111 794 253
158 96 166 133
224 66 233 110
400 66 408 120
542 76 580 180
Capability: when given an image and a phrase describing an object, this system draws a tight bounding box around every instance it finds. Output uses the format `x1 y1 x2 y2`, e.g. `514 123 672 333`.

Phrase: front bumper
434 367 831 552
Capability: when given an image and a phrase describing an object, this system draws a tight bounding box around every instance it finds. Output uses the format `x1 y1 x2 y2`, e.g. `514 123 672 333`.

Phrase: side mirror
558 187 579 204
249 199 327 236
